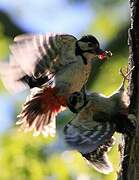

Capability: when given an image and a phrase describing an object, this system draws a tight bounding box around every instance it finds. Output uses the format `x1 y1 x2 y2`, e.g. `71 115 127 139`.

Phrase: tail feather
82 137 115 174
83 153 113 174
17 87 67 136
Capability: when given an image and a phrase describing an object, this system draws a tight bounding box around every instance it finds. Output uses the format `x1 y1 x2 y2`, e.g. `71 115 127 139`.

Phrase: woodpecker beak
97 49 112 61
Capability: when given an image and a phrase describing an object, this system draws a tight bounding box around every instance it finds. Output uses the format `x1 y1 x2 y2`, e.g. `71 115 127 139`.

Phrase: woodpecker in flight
64 69 135 173
0 33 112 136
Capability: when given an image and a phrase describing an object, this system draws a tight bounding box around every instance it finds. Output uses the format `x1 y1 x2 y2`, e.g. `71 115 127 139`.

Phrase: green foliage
0 131 53 180
91 55 128 95
0 23 10 59
0 130 121 180
89 12 120 42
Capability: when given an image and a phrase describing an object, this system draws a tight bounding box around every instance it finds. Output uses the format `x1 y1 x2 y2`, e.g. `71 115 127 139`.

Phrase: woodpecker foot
115 113 136 137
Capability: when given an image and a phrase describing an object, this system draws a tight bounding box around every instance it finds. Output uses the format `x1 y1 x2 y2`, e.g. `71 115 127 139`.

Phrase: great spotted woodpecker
0 33 112 136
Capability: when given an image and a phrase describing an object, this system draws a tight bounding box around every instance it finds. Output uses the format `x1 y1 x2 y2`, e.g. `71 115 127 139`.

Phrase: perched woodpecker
0 33 112 136
64 72 135 173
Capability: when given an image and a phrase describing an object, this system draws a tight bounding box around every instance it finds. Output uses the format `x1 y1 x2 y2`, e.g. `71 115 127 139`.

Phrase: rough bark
118 0 139 179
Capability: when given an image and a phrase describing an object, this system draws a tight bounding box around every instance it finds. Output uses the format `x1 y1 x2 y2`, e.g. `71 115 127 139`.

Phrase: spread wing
0 33 77 92
64 112 116 154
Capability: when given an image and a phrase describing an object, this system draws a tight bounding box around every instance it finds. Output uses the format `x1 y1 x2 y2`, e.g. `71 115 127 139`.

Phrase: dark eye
88 42 99 49
88 43 93 47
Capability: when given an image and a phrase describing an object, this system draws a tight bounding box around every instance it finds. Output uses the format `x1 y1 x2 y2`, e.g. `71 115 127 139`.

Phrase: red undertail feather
16 87 67 136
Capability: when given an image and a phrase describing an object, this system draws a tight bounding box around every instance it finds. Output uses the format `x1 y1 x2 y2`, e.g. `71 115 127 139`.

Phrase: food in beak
98 51 112 60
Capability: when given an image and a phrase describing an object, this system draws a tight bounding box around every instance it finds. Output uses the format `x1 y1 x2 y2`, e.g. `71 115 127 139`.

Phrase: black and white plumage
64 91 117 174
64 114 115 155
82 137 115 174
64 117 115 174
64 82 135 174
0 33 111 136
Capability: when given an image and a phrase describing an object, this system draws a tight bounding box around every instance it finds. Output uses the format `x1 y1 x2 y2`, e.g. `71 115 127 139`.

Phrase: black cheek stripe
75 42 87 65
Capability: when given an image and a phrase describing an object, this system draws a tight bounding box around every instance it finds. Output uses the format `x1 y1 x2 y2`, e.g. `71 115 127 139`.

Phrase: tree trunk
118 0 139 179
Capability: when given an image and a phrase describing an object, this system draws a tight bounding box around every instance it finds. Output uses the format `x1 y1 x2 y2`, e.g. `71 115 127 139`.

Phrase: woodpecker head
76 35 112 62
67 91 87 113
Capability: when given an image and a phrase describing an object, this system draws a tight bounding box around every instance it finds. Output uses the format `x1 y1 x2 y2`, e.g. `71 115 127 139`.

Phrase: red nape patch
41 87 67 113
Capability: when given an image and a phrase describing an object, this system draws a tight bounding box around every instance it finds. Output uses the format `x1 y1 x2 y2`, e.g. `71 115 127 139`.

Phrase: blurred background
0 0 129 179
